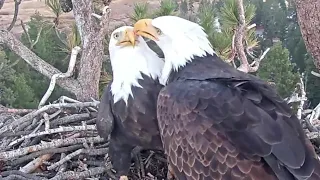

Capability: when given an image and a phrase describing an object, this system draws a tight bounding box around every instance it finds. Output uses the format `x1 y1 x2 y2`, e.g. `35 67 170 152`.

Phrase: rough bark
0 0 110 101
72 0 107 101
295 0 320 71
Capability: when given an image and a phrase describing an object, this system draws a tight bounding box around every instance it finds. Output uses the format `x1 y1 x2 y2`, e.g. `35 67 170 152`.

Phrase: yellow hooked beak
133 19 159 41
116 28 136 47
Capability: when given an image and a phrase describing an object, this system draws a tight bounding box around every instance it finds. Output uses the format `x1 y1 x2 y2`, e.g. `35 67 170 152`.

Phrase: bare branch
0 136 104 160
0 108 35 115
9 125 96 147
246 23 256 30
0 29 81 94
10 144 83 166
235 0 249 73
50 167 106 180
295 73 307 119
47 148 108 170
38 46 81 108
311 71 320 77
19 154 53 173
0 101 99 135
7 0 22 31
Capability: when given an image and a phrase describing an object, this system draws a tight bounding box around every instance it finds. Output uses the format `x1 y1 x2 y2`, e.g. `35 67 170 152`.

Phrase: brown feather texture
96 73 164 177
157 54 320 180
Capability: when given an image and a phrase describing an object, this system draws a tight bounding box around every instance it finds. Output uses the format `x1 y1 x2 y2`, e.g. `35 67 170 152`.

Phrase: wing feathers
157 79 317 180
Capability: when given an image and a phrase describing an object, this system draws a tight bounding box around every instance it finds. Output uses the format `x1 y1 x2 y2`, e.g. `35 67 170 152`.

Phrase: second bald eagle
96 26 164 179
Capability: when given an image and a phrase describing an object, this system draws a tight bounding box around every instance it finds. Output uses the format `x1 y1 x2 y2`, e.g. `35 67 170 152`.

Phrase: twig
307 131 320 139
247 47 270 72
309 102 320 125
246 23 256 30
297 73 306 119
0 101 99 136
10 145 83 166
19 154 53 173
38 46 81 108
20 20 44 50
50 113 92 127
9 125 96 147
0 136 104 160
49 167 106 180
0 108 35 115
7 0 22 31
311 71 320 77
47 148 108 170
0 170 44 180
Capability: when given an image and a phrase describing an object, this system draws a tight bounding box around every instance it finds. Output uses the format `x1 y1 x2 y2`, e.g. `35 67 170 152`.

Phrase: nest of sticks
0 96 169 180
1 95 320 180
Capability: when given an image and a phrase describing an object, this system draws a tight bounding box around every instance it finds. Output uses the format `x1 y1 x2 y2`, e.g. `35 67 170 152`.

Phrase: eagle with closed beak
133 16 320 180
96 26 165 180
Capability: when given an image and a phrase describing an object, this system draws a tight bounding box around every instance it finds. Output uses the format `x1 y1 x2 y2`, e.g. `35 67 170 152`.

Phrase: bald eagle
133 16 320 180
96 26 164 180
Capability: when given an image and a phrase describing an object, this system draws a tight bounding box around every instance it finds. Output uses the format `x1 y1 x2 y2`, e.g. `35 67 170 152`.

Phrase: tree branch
7 0 22 31
235 0 249 73
0 29 81 94
38 46 81 108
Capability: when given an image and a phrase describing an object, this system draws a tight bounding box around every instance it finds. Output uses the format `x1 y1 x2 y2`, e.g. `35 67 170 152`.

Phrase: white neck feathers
110 46 163 104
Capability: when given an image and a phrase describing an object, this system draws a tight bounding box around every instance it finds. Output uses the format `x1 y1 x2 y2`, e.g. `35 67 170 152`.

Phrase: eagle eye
155 27 162 35
113 32 120 39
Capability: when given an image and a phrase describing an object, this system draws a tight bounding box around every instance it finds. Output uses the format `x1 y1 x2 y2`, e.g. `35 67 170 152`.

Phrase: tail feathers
308 158 320 180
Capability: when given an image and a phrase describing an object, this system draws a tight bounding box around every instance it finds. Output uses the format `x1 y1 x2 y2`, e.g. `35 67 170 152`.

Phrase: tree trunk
294 0 320 71
72 0 106 101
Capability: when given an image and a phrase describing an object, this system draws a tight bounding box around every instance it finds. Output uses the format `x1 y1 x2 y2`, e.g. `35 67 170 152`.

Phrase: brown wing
96 83 114 140
157 79 319 180
110 74 164 149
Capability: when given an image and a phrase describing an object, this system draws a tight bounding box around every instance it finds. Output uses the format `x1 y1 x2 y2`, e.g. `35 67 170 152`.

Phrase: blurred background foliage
0 0 318 109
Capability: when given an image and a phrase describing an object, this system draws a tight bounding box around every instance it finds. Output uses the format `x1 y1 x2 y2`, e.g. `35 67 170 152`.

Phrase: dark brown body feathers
96 73 164 176
157 54 320 180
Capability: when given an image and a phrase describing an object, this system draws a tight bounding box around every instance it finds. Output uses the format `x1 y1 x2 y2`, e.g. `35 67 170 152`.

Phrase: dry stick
10 144 83 166
7 0 22 31
50 113 92 127
0 170 44 180
297 73 306 120
19 154 53 173
58 96 97 112
0 101 99 136
309 103 320 125
57 153 67 172
47 148 108 170
0 136 104 160
0 108 35 115
38 46 81 108
9 125 96 147
20 20 44 50
49 167 106 180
